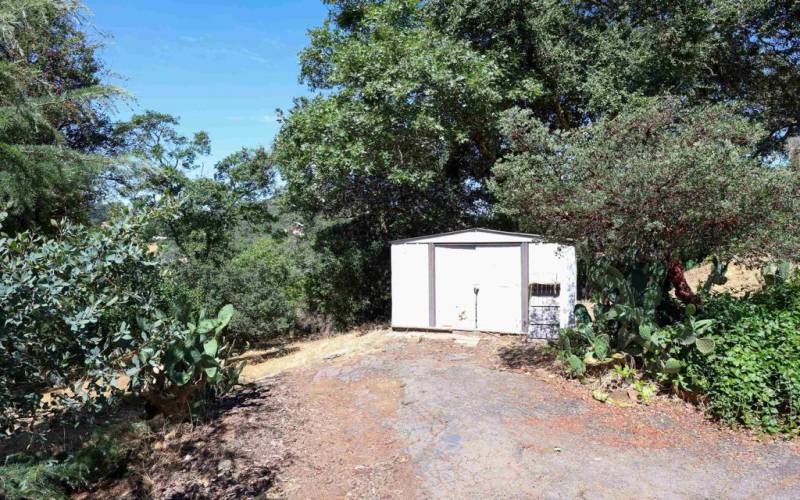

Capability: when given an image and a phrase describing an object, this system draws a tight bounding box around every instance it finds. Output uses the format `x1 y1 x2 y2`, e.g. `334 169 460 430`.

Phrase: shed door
434 245 476 330
474 245 521 333
434 245 522 333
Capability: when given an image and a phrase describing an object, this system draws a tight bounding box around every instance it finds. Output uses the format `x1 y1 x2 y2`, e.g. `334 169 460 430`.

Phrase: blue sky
86 0 329 172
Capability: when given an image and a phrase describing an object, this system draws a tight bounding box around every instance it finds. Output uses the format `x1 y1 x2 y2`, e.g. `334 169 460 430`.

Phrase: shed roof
390 228 546 245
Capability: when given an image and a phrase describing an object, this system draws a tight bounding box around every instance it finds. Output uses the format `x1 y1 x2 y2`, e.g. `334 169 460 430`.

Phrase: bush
220 237 308 342
167 235 310 345
557 267 800 433
0 212 163 434
0 421 150 499
668 276 800 433
303 220 391 330
0 211 241 437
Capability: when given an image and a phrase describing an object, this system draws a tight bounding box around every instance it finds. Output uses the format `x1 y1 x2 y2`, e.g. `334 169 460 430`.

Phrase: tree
0 0 122 234
275 0 507 322
277 0 800 324
427 0 800 151
491 97 800 304
112 111 275 260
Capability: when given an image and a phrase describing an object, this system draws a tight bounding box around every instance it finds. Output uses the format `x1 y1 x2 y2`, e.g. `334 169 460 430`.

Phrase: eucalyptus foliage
0 210 238 437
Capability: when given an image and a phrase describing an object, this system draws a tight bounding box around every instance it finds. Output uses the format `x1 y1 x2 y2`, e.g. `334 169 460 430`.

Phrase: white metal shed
390 228 576 338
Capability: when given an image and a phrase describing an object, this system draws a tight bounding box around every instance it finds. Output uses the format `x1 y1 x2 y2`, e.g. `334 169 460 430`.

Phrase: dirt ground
245 330 799 499
91 329 800 499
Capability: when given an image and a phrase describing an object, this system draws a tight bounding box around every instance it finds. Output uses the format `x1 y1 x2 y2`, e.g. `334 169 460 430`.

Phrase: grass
236 327 391 382
0 421 151 500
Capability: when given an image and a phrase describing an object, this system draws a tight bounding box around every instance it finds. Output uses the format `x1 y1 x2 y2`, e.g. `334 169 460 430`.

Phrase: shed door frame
428 242 529 333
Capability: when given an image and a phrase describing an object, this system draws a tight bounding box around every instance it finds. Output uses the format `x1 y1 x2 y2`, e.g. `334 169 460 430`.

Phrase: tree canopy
275 0 800 317
0 0 121 234
492 97 800 301
112 111 276 260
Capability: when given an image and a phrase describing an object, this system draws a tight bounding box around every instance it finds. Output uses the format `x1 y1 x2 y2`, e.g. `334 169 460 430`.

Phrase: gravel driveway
280 333 800 499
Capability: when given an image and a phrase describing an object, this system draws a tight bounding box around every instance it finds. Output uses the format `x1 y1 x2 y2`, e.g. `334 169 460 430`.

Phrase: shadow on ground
229 346 300 365
496 340 555 369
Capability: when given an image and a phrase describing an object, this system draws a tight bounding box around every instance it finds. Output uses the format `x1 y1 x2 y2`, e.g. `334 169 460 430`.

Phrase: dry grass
236 327 392 382
684 260 764 296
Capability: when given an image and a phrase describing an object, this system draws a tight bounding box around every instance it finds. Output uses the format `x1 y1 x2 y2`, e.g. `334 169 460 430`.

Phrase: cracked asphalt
283 334 800 499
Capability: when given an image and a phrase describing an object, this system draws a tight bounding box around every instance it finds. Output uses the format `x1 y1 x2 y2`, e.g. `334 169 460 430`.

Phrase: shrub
0 212 163 434
0 211 240 437
0 421 151 499
557 268 800 433
667 276 800 433
168 235 310 345
303 220 391 330
219 237 308 342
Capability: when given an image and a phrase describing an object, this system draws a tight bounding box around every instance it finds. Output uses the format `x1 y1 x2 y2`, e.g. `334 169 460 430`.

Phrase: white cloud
179 35 204 43
224 114 280 124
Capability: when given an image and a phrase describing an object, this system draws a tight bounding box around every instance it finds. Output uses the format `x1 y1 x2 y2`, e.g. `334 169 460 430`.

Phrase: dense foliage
0 211 239 436
111 111 276 261
673 277 800 433
170 234 312 344
559 266 800 433
0 0 120 235
0 212 161 434
275 0 505 321
493 98 800 304
276 0 800 322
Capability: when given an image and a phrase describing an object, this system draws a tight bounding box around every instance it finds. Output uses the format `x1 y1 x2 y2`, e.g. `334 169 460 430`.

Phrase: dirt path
265 331 800 499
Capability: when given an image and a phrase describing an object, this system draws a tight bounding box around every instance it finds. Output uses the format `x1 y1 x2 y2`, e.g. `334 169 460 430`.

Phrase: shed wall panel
391 244 429 327
528 243 577 328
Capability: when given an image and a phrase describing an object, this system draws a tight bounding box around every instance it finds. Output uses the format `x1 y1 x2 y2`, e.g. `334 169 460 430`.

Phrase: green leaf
695 337 716 355
197 319 216 334
692 319 715 334
639 323 652 341
574 303 592 325
203 337 219 357
216 304 235 332
566 354 585 376
592 334 610 361
204 366 219 380
189 348 203 363
663 358 682 374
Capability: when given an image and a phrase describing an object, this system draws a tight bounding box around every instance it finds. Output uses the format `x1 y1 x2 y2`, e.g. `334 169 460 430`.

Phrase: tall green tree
491 97 800 303
112 111 275 260
0 0 121 234
276 0 800 322
275 0 508 322
427 0 800 150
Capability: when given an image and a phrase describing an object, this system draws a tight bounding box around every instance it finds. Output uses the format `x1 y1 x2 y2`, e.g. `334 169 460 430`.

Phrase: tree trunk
667 260 702 305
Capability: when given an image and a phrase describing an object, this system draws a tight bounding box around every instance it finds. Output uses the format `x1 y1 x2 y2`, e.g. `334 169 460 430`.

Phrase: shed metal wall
390 243 429 328
529 243 577 329
391 230 576 335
